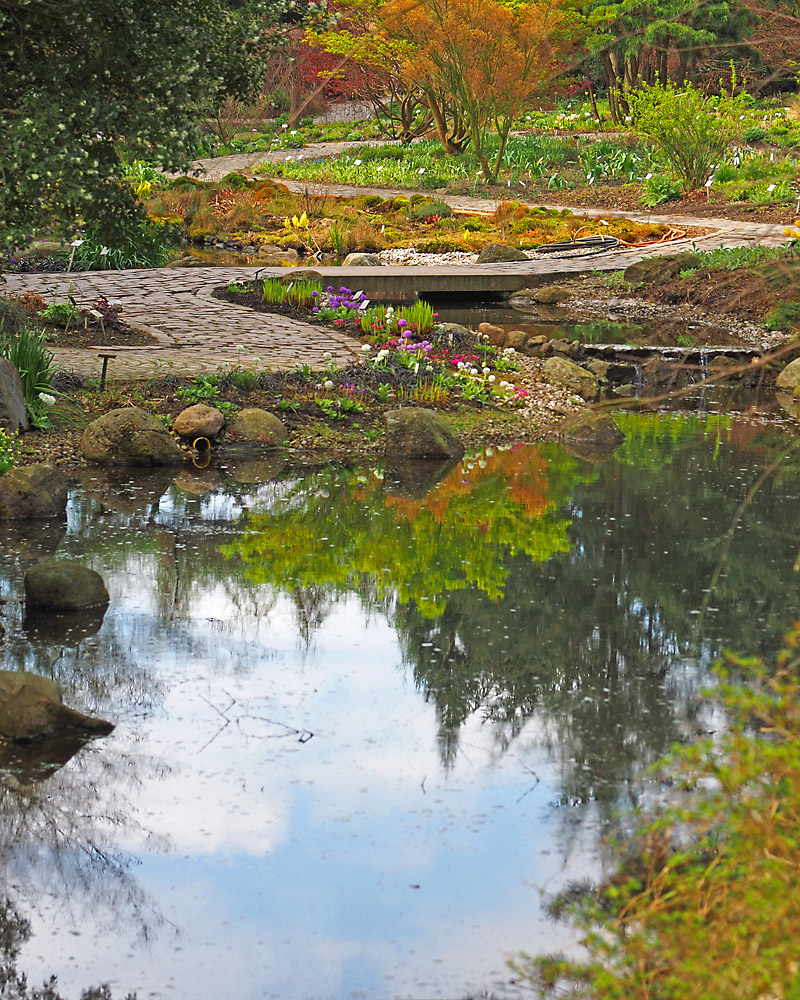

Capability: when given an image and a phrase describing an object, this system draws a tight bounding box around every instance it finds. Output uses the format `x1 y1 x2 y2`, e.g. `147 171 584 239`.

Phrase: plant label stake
67 239 84 272
97 352 115 389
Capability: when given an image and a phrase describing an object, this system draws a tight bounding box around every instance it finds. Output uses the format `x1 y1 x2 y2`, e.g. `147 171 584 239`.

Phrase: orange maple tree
387 0 568 178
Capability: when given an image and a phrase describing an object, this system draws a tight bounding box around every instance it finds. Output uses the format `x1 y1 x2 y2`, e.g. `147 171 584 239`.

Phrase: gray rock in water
173 404 226 440
81 407 185 466
25 558 109 611
775 357 800 393
476 243 528 264
560 411 626 462
541 356 599 402
0 359 30 433
0 670 113 743
0 464 67 519
384 408 464 459
342 252 382 266
227 408 288 447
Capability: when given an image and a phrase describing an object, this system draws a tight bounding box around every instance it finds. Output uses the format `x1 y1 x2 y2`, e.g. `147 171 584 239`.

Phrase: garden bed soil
530 185 797 224
3 290 159 348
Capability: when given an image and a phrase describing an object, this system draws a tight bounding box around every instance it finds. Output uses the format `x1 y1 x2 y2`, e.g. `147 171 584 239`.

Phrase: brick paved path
2 151 791 382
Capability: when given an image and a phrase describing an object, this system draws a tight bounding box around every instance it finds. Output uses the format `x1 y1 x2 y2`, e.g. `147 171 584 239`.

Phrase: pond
2 412 800 999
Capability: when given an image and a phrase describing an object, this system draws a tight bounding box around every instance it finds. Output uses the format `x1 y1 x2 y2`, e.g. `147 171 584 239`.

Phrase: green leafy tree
0 0 287 246
579 0 759 123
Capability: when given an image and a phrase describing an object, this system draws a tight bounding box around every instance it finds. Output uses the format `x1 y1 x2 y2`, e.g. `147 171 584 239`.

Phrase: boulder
279 268 323 285
81 407 185 467
173 404 226 440
560 411 626 462
25 558 109 611
384 408 464 459
623 253 702 285
533 285 570 305
775 357 800 393
0 464 67 519
510 285 570 307
0 670 113 743
541 356 599 402
478 322 506 348
0 359 30 433
433 323 475 351
476 243 528 264
505 330 529 352
342 252 382 266
227 408 288 447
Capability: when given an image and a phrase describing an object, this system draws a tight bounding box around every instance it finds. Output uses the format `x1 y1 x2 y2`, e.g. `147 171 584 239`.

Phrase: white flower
290 130 297 136
361 343 372 351
418 167 426 174
324 379 334 390
488 374 496 383
323 351 332 360
354 159 362 166
38 392 56 407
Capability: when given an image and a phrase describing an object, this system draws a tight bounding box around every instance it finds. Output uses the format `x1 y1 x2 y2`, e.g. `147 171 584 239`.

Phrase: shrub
0 299 28 336
73 219 174 270
765 299 800 330
628 73 751 191
39 302 78 324
407 198 454 221
742 125 768 143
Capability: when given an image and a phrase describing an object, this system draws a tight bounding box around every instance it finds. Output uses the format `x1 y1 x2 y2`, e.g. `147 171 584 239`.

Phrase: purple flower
311 290 318 297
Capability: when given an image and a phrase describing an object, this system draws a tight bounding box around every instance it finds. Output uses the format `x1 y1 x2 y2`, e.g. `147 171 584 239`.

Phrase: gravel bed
378 246 624 266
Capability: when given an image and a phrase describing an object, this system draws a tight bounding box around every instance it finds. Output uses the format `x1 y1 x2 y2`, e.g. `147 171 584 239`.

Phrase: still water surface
1 412 799 999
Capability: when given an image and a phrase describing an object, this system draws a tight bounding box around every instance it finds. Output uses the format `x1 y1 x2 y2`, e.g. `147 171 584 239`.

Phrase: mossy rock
384 408 464 459
168 176 209 191
220 172 251 189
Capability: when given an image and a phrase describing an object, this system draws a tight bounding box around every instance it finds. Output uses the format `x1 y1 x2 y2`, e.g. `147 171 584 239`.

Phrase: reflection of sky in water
11 419 799 999
19 578 598 1000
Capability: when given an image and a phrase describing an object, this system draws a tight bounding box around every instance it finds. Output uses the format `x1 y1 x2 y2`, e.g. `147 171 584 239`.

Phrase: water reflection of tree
0 737 173 961
398 417 800 800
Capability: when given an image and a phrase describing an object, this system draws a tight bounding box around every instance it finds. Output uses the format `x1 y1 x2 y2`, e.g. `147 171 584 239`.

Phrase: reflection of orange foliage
386 446 553 522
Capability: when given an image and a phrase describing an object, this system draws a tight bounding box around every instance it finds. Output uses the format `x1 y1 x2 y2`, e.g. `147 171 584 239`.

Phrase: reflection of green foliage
222 454 581 616
526 635 800 1000
614 412 732 469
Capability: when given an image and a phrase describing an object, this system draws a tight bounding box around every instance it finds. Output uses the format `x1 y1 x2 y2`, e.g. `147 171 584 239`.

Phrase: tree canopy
0 0 291 245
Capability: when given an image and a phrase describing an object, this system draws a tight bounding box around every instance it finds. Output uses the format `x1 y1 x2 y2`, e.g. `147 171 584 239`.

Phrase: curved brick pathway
1 151 792 382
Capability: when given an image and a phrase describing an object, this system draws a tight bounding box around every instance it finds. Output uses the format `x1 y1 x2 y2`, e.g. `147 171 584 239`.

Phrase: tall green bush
628 75 751 192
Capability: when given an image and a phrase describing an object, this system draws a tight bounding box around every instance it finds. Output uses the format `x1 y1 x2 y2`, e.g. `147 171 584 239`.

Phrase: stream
1 412 799 999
